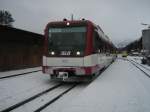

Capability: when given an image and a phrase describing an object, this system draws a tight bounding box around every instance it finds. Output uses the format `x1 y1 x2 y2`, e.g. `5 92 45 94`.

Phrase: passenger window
93 31 99 52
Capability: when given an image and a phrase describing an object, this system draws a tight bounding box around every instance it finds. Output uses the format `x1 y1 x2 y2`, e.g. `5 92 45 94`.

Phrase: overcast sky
1 0 150 46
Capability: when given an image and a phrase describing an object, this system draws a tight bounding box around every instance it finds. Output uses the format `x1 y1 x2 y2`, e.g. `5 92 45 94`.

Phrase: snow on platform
0 67 41 78
60 59 150 112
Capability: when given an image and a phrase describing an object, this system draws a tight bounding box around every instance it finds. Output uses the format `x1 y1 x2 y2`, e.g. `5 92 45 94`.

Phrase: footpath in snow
60 59 150 112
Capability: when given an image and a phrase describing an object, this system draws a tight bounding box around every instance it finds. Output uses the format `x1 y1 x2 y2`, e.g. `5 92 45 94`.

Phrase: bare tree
0 10 15 27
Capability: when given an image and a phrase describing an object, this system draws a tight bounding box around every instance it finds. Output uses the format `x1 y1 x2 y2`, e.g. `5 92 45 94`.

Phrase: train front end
42 20 94 82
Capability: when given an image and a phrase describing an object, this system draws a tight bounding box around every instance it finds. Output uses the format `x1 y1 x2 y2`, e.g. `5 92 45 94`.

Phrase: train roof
46 19 93 27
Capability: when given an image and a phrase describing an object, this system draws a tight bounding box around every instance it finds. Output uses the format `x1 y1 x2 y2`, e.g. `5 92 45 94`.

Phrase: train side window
99 40 104 53
93 31 99 52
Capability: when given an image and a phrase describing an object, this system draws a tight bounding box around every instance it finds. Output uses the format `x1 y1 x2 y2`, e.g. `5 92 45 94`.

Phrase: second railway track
127 59 150 78
1 83 78 112
130 59 150 72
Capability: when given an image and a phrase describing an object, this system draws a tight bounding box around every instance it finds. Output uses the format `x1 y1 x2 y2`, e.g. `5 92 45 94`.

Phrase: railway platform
0 67 41 79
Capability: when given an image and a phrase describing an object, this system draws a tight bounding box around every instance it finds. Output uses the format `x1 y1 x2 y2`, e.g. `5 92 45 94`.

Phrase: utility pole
71 14 73 21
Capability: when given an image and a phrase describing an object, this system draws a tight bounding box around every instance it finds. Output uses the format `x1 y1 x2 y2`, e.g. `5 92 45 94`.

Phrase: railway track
1 83 78 112
130 59 150 72
34 84 77 112
0 70 41 79
127 59 150 78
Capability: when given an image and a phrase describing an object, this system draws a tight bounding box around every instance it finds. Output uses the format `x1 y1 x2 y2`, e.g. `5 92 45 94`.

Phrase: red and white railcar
42 19 116 82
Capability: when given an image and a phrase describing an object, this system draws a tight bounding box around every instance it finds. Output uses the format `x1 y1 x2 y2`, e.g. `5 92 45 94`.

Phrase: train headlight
51 51 55 55
67 22 70 26
76 51 81 55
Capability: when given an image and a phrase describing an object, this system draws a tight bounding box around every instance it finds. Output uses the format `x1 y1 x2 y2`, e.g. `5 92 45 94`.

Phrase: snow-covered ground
41 83 89 112
60 59 150 112
0 69 89 111
0 71 58 110
1 58 150 112
13 84 88 112
127 56 150 70
127 56 150 76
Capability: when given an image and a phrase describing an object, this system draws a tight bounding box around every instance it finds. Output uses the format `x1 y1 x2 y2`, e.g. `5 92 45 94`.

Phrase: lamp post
141 23 150 29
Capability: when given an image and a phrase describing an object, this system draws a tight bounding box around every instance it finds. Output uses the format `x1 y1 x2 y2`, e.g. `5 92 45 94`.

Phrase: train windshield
48 27 86 52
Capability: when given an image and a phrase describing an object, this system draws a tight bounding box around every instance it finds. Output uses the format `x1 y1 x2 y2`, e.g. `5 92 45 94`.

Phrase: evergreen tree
0 10 15 27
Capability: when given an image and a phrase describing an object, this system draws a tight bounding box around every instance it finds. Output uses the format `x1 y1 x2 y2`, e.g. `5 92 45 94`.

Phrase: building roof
0 25 43 38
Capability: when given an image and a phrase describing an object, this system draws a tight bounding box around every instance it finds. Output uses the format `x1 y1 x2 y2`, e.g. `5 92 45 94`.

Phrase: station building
0 25 43 71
